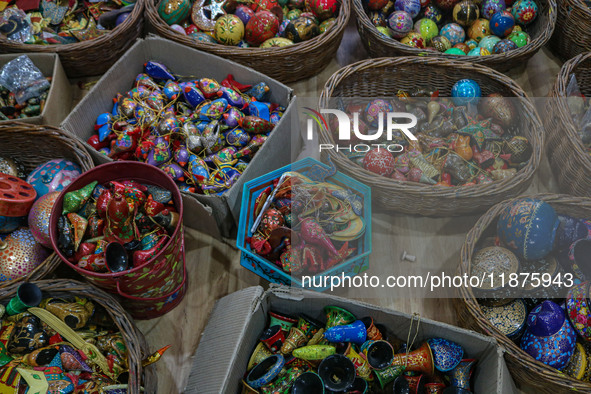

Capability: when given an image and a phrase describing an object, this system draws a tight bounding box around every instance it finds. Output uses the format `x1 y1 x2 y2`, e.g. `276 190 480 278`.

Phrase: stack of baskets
318 56 543 216
455 194 591 393
0 122 93 287
353 0 556 73
0 1 145 77
145 0 350 83
545 52 591 196
549 0 591 60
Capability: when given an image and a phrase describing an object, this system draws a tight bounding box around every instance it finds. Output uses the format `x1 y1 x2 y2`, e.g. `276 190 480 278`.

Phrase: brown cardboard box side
186 286 517 394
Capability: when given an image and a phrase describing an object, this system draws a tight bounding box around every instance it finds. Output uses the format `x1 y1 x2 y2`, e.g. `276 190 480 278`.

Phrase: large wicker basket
548 0 591 60
0 1 144 78
353 0 556 73
0 279 157 393
0 122 93 287
318 57 543 216
145 0 349 83
545 52 591 196
455 193 591 393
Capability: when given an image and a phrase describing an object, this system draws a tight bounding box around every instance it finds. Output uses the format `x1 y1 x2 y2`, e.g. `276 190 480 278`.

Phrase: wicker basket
549 0 591 60
545 52 591 196
0 122 93 287
0 1 144 78
318 57 543 216
353 0 556 73
145 0 349 83
455 193 591 393
0 279 157 393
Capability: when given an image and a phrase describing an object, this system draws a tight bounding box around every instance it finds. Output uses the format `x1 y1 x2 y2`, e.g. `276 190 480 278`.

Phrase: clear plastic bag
0 8 32 43
0 55 50 104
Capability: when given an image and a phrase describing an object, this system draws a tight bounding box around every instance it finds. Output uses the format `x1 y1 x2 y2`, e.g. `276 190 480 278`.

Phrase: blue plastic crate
237 157 372 291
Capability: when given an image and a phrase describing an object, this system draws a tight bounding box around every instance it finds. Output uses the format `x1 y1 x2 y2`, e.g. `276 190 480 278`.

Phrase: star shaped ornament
71 18 108 41
191 0 226 31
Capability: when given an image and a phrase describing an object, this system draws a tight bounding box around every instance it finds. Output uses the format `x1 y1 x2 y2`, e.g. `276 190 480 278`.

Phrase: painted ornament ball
453 0 479 27
245 10 280 46
435 0 460 10
158 0 191 25
235 5 255 25
366 0 389 10
465 38 479 49
319 17 336 33
507 30 530 47
306 0 338 20
478 34 501 52
388 11 414 38
493 38 518 53
451 79 482 106
440 23 465 46
467 18 490 41
489 10 514 37
369 11 387 26
481 0 505 19
511 0 538 25
454 42 471 53
365 99 394 127
431 35 452 51
214 15 245 45
445 47 466 55
422 4 444 24
284 16 319 42
26 159 82 199
363 149 395 176
400 31 425 47
376 26 392 37
414 18 439 43
260 37 294 47
468 47 490 55
28 191 59 248
0 228 49 282
394 0 422 18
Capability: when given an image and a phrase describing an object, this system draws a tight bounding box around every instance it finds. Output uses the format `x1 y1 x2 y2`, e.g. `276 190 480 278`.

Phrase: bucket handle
115 259 187 301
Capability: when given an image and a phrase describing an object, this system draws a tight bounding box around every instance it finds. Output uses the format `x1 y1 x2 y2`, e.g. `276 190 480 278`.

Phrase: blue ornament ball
490 10 515 37
440 23 465 46
451 79 481 106
481 0 505 19
394 0 422 18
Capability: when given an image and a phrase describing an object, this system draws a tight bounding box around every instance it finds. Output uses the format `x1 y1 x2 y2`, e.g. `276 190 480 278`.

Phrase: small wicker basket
0 279 157 393
353 0 556 73
0 0 144 78
145 0 349 83
455 193 591 393
549 0 591 60
318 57 543 216
0 122 93 287
545 51 591 196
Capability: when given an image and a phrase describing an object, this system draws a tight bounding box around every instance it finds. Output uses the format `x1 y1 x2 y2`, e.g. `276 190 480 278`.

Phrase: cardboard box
186 286 517 393
0 53 71 126
60 36 300 239
237 157 371 290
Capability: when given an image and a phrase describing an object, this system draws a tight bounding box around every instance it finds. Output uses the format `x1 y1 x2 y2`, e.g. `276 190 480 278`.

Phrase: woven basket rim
317 56 543 200
352 0 557 62
145 0 350 56
0 278 152 393
0 0 144 52
549 51 591 169
560 0 591 15
457 193 591 391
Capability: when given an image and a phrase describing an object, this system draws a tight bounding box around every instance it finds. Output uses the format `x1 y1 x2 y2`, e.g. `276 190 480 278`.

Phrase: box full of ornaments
186 285 517 393
60 36 301 238
0 54 70 126
237 157 371 291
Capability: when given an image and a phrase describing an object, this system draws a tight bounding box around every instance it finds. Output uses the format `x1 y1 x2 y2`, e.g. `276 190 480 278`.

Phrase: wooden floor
122 22 565 393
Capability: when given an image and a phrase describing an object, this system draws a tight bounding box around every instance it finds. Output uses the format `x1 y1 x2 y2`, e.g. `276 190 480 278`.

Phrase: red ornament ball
365 0 389 10
245 11 280 46
363 149 395 176
306 0 338 19
435 0 460 10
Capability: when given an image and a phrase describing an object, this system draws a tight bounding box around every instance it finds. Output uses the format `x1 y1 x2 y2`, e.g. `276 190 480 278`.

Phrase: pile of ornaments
247 166 366 277
365 0 538 55
157 0 339 48
338 79 532 187
0 157 82 282
472 197 591 381
90 61 283 195
243 305 479 392
56 179 178 274
0 0 134 45
0 283 167 392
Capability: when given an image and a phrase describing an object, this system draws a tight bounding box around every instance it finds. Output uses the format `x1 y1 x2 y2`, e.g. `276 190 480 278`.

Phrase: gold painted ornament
214 14 245 45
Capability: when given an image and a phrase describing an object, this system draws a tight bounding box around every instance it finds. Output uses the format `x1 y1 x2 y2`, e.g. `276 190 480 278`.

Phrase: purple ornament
225 128 251 147
235 4 255 25
160 163 185 181
146 136 171 167
481 0 505 20
388 11 414 39
394 0 421 18
27 159 82 199
365 99 393 127
116 11 131 26
270 111 283 124
218 87 246 108
174 146 191 167
223 107 244 128
492 38 518 53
